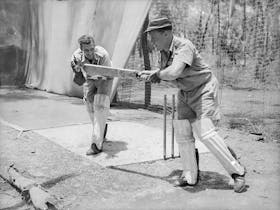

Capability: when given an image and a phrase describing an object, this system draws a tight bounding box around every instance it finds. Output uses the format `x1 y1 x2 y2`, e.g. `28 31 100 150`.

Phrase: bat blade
84 64 140 78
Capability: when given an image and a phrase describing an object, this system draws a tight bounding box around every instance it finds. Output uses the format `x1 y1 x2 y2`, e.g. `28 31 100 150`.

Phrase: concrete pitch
35 122 208 166
0 87 208 167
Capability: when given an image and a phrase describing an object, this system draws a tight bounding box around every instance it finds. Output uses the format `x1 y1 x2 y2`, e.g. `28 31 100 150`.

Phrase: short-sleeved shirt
160 36 212 92
71 45 112 80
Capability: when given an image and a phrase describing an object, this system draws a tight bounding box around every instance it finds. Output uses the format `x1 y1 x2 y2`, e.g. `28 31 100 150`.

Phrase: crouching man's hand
73 65 82 73
71 57 84 73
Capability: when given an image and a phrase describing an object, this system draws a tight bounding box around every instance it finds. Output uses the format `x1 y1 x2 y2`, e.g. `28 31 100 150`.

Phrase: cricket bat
84 64 140 78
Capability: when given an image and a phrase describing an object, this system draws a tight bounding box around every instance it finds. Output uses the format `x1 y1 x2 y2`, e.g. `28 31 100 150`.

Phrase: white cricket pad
92 94 110 149
192 118 245 175
174 120 198 184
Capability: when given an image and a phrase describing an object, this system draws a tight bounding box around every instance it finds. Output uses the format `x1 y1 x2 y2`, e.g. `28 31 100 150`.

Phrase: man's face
149 30 167 51
81 43 95 60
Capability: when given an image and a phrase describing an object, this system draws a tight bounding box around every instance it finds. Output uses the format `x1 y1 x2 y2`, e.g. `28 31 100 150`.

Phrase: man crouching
71 35 113 155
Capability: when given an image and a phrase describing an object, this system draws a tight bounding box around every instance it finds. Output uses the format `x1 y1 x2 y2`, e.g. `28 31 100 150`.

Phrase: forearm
157 61 187 81
158 66 180 81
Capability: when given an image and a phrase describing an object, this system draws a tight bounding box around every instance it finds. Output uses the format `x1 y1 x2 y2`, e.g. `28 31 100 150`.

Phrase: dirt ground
0 86 280 210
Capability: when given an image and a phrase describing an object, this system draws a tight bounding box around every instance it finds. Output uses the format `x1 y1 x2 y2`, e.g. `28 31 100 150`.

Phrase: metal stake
163 94 167 160
171 94 175 158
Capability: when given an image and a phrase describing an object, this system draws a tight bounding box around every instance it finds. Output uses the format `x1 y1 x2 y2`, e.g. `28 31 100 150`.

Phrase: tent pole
141 14 151 107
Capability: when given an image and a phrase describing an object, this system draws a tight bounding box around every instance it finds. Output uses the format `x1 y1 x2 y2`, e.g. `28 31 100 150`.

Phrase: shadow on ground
41 173 79 189
99 140 128 159
108 166 249 193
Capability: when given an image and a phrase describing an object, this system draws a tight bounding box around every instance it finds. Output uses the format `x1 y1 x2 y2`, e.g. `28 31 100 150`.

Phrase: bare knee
93 94 110 110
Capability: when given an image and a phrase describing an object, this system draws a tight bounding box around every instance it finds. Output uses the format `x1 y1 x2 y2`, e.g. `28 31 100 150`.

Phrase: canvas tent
0 0 151 99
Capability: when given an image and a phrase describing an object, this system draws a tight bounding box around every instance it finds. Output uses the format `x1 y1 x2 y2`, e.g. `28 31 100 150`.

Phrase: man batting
139 17 247 193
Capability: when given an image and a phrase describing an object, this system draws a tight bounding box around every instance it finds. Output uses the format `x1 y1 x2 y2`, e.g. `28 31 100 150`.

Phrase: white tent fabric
23 0 151 98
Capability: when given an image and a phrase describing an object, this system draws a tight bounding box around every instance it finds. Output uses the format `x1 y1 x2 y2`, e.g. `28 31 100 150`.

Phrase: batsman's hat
145 17 172 33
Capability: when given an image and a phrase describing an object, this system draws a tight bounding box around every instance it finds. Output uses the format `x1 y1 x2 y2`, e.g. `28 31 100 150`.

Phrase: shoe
86 143 102 155
228 147 247 193
173 176 198 187
232 173 246 193
174 148 200 187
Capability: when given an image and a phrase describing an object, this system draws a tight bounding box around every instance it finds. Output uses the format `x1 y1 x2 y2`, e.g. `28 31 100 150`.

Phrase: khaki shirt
71 45 112 80
160 36 212 91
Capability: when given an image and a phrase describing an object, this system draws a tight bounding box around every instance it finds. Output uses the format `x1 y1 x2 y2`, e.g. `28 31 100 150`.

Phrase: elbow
166 74 178 81
166 68 183 80
162 73 179 81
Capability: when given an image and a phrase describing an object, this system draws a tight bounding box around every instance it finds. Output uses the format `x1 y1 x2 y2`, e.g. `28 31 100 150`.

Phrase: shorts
176 75 221 122
83 78 113 103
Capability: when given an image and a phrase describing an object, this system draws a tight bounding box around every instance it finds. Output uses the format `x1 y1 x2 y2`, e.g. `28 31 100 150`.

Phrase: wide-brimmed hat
144 17 172 33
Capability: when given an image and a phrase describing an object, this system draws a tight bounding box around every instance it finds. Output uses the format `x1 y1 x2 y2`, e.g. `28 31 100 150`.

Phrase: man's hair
78 35 95 48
